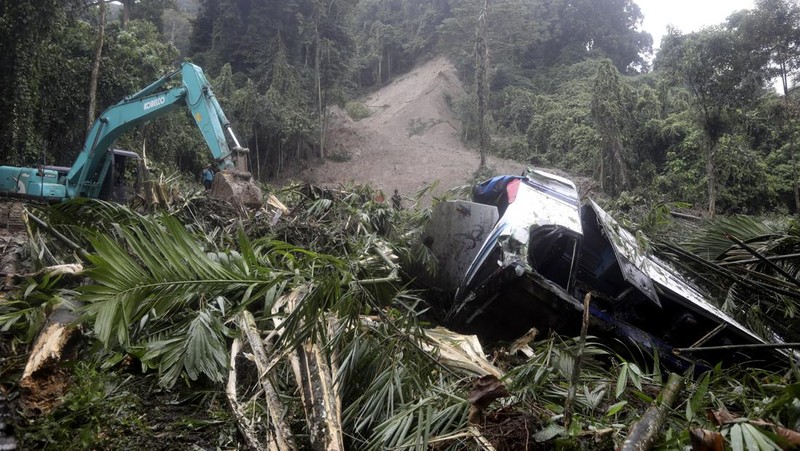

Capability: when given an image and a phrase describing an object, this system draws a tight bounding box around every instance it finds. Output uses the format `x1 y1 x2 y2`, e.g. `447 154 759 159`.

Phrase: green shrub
345 101 371 121
407 118 443 137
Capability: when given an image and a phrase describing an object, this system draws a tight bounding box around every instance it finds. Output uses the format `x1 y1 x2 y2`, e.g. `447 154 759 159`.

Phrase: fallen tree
3 187 799 450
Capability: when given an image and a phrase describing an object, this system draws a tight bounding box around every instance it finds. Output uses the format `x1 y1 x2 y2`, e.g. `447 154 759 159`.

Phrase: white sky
636 0 755 50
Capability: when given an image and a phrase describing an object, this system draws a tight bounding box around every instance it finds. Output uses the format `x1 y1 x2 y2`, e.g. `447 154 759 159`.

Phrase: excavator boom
0 63 262 207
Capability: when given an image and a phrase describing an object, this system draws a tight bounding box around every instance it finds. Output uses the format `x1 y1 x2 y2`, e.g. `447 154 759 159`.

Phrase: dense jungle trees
0 1 177 167
4 0 800 214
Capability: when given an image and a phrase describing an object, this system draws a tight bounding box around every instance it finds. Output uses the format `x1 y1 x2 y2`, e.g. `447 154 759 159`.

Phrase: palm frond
683 215 780 260
663 215 800 342
78 214 287 349
140 309 229 388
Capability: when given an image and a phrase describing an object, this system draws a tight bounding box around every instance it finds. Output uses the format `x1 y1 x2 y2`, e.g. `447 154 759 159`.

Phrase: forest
3 0 800 449
3 0 800 215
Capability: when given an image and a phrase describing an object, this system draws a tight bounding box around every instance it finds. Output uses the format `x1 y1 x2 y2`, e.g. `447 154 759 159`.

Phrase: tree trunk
707 137 717 217
611 138 630 193
255 129 260 182
272 286 344 451
86 0 106 134
781 78 800 215
792 135 800 215
599 147 606 192
315 20 324 160
377 53 382 85
475 0 489 172
239 311 298 451
122 0 131 30
225 339 267 451
169 18 176 44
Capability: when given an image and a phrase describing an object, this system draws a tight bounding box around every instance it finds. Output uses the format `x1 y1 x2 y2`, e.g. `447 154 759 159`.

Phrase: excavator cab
99 149 141 203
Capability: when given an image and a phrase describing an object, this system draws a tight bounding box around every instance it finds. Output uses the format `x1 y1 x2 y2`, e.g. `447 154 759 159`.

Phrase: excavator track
0 199 26 234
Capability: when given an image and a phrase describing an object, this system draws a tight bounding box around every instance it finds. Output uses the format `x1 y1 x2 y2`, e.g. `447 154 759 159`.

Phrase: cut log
277 287 345 451
226 338 268 451
19 305 81 416
239 310 297 451
621 372 685 451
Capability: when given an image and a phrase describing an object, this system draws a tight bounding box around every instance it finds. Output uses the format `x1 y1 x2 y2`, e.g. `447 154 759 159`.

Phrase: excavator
0 62 262 208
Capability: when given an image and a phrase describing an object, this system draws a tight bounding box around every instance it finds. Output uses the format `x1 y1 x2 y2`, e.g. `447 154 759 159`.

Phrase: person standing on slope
201 165 214 190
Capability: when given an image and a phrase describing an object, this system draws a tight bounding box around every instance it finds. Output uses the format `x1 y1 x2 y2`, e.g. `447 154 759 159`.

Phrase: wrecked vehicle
422 169 787 369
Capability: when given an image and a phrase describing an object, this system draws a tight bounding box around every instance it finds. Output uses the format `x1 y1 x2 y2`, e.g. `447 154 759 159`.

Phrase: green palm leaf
140 309 229 388
78 214 288 349
683 215 781 260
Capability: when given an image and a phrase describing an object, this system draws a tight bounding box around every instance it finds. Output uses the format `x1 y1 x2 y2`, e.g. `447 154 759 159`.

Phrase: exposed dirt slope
291 57 523 198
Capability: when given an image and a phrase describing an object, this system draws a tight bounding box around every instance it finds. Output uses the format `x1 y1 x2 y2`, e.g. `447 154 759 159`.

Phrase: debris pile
0 180 799 450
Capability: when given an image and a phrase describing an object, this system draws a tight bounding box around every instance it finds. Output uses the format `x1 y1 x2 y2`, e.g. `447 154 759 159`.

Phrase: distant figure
201 165 214 190
391 189 402 210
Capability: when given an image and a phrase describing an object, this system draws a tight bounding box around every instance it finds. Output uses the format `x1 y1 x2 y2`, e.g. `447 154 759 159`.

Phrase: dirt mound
289 57 523 199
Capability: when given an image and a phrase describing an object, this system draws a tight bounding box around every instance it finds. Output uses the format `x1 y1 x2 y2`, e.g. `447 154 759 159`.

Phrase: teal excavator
0 62 262 207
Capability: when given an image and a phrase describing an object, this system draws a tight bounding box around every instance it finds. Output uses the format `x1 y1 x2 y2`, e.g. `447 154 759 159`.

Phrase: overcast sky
636 0 755 50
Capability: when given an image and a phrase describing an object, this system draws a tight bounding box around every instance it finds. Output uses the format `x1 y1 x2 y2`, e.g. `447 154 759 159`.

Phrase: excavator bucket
209 171 263 208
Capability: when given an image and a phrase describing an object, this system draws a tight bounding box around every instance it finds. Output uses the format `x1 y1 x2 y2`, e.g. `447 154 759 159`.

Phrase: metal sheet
422 200 499 291
588 199 767 344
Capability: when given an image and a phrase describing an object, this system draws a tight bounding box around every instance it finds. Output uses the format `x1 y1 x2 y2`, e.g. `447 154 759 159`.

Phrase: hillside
288 57 523 197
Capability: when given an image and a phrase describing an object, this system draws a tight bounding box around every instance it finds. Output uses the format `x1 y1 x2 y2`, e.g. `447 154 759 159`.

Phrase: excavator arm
0 63 261 206
66 62 253 199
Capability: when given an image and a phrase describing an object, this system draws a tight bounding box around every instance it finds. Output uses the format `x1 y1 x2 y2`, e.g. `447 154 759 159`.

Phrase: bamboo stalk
727 233 800 290
621 372 685 451
564 292 592 430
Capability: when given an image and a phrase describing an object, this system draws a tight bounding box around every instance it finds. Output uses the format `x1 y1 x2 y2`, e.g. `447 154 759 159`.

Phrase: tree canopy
3 0 800 214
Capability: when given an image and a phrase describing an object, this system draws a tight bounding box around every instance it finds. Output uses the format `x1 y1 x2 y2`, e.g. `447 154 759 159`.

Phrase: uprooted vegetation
2 185 800 450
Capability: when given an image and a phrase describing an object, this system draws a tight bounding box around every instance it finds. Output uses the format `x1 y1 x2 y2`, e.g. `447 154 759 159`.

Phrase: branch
621 373 685 451
564 292 592 430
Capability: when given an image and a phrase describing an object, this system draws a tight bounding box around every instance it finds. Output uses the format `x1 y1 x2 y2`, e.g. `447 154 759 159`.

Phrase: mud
210 172 263 208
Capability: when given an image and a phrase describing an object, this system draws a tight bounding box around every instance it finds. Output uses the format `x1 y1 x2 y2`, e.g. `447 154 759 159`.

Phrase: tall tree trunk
611 138 630 192
599 149 605 192
707 137 717 217
377 54 382 85
169 18 176 44
793 145 800 214
781 72 800 215
86 0 106 135
314 28 325 160
122 0 131 30
475 0 489 172
255 130 260 182
315 20 324 160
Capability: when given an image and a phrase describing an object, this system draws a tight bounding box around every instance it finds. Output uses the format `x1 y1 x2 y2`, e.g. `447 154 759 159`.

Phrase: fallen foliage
0 184 799 450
